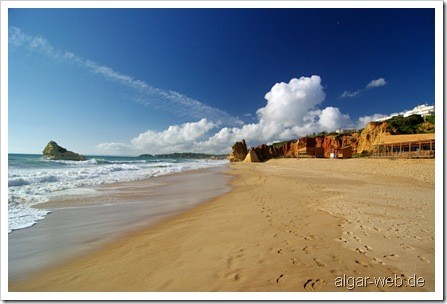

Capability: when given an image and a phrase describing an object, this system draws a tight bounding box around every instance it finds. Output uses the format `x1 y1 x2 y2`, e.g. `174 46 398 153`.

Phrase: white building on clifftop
375 104 435 122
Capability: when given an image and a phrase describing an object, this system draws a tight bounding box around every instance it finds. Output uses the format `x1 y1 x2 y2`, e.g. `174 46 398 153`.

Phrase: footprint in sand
365 245 373 251
277 249 284 254
355 247 366 254
373 257 386 265
355 259 370 267
383 253 400 260
304 278 325 291
337 237 348 243
418 256 430 263
400 244 414 250
331 254 341 263
353 236 361 242
331 269 343 276
291 258 300 265
314 258 327 267
276 274 286 284
302 235 316 241
303 246 312 254
224 270 243 281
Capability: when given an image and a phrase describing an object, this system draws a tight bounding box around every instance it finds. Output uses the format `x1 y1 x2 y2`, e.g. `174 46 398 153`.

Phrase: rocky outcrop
253 144 283 161
357 122 390 153
228 140 248 162
243 149 260 163
283 138 315 158
318 136 343 158
42 141 86 161
228 120 425 161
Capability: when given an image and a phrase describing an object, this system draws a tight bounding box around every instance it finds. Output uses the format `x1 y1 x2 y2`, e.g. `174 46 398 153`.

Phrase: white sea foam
8 156 228 233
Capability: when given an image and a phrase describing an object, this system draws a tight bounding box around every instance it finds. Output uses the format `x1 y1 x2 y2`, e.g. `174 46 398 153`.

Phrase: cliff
356 122 390 153
243 148 260 163
229 121 397 161
228 140 248 162
42 141 86 161
229 113 435 161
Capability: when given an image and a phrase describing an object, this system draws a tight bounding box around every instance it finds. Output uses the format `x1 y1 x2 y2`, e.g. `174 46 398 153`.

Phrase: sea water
8 154 228 233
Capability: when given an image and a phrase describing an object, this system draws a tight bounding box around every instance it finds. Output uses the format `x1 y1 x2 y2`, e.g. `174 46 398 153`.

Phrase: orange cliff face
228 121 392 161
356 122 390 153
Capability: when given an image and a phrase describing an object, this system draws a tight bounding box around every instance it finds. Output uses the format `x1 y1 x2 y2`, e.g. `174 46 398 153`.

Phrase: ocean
8 153 228 233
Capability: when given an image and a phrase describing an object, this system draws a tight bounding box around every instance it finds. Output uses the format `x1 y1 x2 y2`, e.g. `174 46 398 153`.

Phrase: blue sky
8 8 436 155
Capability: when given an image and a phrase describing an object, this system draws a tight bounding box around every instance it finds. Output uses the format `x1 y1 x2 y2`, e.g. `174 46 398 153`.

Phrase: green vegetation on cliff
386 114 435 134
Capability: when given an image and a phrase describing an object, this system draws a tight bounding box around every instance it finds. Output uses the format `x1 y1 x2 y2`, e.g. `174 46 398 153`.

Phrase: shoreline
9 165 232 281
9 158 435 292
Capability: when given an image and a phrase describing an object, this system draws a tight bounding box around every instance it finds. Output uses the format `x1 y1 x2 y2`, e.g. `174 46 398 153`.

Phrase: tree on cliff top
386 114 428 134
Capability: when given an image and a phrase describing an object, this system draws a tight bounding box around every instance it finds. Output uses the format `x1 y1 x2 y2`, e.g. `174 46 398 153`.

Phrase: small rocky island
42 141 86 161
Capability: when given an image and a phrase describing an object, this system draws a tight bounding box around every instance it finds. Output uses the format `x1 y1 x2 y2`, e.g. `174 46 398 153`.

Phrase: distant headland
139 152 228 160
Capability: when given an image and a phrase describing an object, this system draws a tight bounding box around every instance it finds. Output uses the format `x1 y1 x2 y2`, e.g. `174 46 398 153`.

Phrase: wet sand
8 166 231 281
9 158 435 293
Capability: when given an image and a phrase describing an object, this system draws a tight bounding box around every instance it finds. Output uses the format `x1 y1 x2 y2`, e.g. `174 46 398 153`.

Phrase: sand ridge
9 158 435 292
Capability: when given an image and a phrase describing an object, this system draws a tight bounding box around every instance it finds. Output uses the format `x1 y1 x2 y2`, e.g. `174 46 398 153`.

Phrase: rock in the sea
42 141 86 161
228 140 248 162
243 148 260 163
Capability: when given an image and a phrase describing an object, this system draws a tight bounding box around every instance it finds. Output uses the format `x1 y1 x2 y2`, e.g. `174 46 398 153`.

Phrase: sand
8 167 231 281
9 158 435 292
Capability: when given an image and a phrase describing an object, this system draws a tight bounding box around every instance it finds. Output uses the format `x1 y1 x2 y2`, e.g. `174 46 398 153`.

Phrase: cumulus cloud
316 107 352 131
258 76 326 126
366 78 387 89
202 75 331 147
340 77 387 98
129 118 216 153
98 76 362 155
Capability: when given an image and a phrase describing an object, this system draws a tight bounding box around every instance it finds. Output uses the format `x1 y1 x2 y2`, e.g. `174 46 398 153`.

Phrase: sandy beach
8 166 231 281
9 158 435 292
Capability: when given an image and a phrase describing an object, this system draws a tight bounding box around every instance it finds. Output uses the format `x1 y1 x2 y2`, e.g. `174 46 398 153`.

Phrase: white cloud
129 118 216 153
9 26 242 126
195 76 352 152
341 77 387 98
317 107 352 131
258 75 326 127
98 75 359 155
366 78 387 89
356 113 388 128
340 90 360 98
96 142 135 154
